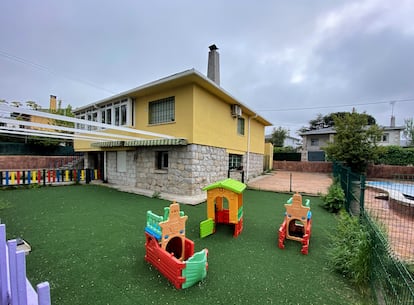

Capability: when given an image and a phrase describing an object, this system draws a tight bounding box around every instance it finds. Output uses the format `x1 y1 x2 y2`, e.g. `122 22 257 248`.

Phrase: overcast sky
1 0 413 136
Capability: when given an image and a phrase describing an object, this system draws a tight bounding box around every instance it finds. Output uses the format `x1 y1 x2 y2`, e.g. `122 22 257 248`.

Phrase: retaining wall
0 156 79 170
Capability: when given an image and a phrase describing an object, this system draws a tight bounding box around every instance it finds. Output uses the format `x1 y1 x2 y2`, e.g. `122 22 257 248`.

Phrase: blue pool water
367 181 414 198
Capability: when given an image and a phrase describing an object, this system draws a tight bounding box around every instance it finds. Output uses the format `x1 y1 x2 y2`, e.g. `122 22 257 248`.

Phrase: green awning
124 138 187 147
202 178 246 194
91 138 187 148
91 141 124 148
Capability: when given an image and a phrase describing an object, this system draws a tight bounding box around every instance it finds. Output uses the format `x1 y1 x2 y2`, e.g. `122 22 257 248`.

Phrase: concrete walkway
247 170 333 196
97 170 333 205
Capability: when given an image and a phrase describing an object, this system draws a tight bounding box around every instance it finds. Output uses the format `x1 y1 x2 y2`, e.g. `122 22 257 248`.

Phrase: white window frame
75 98 132 129
229 154 243 170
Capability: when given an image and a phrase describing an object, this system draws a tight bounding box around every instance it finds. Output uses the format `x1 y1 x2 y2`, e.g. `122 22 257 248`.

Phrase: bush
376 146 414 165
322 180 346 213
328 211 371 291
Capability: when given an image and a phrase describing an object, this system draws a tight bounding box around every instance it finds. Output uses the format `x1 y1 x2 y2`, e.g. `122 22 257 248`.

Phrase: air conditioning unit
231 104 242 117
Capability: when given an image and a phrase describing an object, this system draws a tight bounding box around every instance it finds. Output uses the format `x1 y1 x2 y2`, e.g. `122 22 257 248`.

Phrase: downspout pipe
246 113 258 181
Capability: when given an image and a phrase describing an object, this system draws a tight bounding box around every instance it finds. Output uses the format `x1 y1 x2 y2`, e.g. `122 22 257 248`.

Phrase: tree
11 101 22 108
270 126 288 147
324 111 383 173
301 111 377 132
403 118 414 147
26 100 41 110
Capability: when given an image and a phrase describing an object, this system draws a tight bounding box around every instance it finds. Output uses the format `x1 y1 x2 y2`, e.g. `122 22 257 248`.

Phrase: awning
91 138 187 148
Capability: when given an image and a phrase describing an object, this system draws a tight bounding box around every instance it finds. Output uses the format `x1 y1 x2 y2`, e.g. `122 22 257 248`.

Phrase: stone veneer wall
248 152 264 179
134 144 228 197
106 151 136 187
105 144 265 197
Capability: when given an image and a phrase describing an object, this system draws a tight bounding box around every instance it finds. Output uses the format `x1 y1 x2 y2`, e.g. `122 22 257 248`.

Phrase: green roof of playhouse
202 178 246 194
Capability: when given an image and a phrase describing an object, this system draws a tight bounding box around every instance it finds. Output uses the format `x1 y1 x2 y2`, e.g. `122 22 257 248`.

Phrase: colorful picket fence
0 169 100 187
0 224 51 305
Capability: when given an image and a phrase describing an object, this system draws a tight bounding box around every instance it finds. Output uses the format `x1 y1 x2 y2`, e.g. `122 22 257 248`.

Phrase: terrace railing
333 161 414 305
0 168 101 187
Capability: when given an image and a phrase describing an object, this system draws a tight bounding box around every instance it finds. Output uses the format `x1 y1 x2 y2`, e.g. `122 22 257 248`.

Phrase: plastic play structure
0 223 51 305
144 202 208 289
278 193 312 255
200 178 246 238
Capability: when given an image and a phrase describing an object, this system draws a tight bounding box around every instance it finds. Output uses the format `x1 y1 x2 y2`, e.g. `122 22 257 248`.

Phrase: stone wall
106 151 136 187
105 144 264 197
133 144 228 196
248 152 264 179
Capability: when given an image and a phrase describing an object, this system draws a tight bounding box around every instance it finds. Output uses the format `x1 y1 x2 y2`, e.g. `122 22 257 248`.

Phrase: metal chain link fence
333 162 414 305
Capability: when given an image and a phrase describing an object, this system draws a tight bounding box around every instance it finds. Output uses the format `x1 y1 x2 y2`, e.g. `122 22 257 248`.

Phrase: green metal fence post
359 175 365 214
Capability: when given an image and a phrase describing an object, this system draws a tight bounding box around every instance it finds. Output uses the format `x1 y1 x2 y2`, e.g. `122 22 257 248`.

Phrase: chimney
390 115 395 127
50 95 57 112
207 44 220 85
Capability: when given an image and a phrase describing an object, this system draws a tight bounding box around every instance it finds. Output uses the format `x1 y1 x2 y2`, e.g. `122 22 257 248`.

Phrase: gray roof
299 125 404 136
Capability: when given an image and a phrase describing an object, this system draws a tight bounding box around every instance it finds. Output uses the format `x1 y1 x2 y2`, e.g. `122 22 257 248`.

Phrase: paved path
99 170 333 205
248 170 333 195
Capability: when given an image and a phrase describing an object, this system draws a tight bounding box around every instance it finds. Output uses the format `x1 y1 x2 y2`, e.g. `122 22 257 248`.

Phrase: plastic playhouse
200 178 246 238
278 193 312 255
144 202 208 289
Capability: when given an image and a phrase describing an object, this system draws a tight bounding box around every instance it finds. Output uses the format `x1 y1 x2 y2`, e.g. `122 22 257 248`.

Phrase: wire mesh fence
333 162 414 305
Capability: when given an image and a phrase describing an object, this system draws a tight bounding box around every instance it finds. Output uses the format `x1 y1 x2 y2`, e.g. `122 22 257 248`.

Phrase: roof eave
74 69 272 127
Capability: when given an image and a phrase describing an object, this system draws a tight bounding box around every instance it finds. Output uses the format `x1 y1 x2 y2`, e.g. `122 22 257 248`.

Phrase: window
156 151 169 170
381 133 389 142
87 114 92 130
106 108 112 125
91 112 97 130
101 110 106 123
80 115 85 130
237 117 245 135
121 104 127 125
229 154 243 170
310 138 319 146
115 106 120 126
149 96 175 124
117 151 127 173
75 98 131 129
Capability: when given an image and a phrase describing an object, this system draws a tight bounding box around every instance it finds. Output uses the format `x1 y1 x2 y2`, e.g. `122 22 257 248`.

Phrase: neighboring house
284 135 302 148
73 46 272 203
264 134 301 148
300 118 405 161
9 95 64 130
299 127 336 161
6 95 71 136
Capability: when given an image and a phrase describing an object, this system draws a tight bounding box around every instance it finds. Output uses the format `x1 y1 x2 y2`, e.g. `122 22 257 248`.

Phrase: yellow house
73 47 272 203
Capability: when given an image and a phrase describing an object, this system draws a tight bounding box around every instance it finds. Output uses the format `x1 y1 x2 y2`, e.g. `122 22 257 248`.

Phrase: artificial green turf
0 185 371 305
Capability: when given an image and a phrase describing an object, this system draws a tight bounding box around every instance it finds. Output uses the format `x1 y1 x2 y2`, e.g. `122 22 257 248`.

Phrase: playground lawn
1 185 372 305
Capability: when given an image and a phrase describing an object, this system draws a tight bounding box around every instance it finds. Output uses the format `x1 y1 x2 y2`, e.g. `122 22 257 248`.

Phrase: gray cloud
1 0 413 135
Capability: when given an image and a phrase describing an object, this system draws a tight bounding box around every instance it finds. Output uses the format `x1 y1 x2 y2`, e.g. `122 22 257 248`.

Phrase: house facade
300 121 405 161
264 134 302 148
73 66 272 203
284 135 302 148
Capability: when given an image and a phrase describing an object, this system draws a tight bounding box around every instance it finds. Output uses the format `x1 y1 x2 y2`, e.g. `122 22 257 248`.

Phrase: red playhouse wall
144 233 195 289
